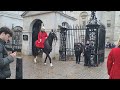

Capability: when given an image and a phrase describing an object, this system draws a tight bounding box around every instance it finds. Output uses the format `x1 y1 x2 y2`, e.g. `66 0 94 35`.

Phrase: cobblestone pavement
9 49 111 79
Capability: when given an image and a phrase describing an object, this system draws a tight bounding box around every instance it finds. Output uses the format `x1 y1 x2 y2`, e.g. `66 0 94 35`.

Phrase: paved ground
9 49 111 79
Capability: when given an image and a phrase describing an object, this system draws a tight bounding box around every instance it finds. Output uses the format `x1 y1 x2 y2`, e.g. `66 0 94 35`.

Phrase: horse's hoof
44 63 47 65
50 63 53 67
34 59 37 63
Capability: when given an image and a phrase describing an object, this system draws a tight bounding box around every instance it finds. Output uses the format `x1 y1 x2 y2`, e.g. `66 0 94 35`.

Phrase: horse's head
50 29 58 41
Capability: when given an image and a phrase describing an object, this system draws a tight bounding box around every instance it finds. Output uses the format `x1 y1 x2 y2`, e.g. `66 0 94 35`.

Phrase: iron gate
59 11 106 67
59 25 86 61
85 11 106 66
98 25 106 63
5 26 22 52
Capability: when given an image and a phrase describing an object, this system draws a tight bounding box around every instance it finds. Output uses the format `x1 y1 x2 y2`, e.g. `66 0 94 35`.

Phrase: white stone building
21 11 77 59
21 11 120 59
0 11 23 28
67 11 120 45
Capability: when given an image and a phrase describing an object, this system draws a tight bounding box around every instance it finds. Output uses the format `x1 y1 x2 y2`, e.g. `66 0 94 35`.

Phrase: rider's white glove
40 39 42 42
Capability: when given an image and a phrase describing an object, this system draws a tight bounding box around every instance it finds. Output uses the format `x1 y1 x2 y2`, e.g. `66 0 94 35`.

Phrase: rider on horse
35 26 48 51
34 27 57 66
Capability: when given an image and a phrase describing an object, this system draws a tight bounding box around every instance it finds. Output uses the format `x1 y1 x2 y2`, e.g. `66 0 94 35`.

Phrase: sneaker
50 63 53 67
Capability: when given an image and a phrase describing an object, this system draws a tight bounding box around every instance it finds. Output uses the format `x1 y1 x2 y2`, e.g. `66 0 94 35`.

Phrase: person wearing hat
107 39 120 79
34 26 48 63
74 43 83 64
35 26 48 50
84 41 92 66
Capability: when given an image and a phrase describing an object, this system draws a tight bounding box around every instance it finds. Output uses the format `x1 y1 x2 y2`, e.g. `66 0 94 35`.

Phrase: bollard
16 57 23 79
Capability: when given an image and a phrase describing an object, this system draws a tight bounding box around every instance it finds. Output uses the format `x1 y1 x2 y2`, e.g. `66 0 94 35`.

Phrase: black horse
33 30 57 67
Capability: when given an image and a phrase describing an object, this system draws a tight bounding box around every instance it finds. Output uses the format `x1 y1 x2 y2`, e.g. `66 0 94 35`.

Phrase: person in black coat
84 43 91 66
0 27 16 79
74 43 83 64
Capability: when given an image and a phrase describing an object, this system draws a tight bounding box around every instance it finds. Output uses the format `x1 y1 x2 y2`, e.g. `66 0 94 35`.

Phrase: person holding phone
0 27 16 79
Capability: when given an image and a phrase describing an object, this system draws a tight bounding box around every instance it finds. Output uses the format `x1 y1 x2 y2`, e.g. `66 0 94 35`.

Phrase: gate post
85 11 99 66
85 11 105 67
16 57 23 79
59 26 67 61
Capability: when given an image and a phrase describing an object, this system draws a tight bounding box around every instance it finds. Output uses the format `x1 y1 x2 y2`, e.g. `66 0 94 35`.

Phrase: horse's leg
33 48 39 63
44 55 48 65
34 55 38 63
46 54 53 67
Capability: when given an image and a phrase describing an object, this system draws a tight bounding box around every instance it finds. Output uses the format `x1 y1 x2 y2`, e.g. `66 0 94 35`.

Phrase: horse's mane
43 32 54 53
46 32 53 46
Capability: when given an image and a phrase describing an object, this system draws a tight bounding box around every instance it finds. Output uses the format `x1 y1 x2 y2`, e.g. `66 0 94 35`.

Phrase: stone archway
30 19 43 55
62 22 70 28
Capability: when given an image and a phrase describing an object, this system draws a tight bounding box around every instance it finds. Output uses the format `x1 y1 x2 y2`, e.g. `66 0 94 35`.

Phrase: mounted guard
35 26 48 49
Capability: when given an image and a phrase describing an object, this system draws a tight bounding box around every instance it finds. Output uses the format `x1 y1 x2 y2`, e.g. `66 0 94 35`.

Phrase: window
62 22 69 28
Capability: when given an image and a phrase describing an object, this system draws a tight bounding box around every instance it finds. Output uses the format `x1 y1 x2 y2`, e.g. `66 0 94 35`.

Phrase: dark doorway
32 20 43 55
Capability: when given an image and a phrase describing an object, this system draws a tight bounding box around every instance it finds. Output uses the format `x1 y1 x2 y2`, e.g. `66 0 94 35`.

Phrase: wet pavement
9 49 111 79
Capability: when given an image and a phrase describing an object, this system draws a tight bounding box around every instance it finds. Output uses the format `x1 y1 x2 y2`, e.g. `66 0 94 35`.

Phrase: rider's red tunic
35 31 48 48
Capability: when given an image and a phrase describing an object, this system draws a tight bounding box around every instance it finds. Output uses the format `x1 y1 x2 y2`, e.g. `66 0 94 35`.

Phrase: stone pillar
22 31 32 55
16 57 23 79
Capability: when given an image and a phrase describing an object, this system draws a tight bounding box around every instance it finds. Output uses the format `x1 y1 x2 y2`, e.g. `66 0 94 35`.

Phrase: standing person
74 43 83 64
84 42 91 66
0 27 16 79
107 40 120 79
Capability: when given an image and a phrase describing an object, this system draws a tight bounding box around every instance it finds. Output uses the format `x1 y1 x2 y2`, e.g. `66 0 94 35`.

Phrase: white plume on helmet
41 26 45 31
117 39 120 47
